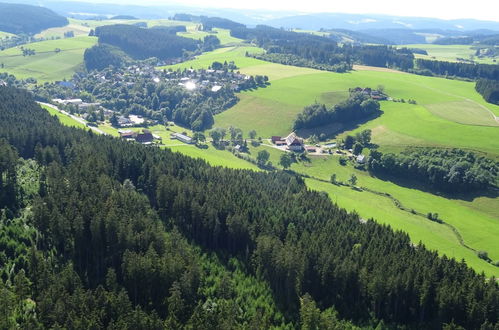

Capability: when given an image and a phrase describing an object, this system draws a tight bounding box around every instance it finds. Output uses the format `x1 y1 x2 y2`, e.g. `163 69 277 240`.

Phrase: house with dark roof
135 130 154 144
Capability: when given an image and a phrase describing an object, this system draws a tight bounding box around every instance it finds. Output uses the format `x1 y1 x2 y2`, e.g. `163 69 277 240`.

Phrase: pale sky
112 0 499 22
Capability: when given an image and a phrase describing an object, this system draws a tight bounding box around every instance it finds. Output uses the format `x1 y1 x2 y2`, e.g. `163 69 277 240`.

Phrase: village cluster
49 62 257 126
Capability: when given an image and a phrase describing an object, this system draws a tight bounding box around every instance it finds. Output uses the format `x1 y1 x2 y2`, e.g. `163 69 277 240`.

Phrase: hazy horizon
51 0 499 22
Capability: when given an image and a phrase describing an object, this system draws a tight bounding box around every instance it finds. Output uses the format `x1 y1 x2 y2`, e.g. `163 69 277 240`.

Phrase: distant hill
265 13 499 32
0 3 68 35
110 15 137 20
324 29 391 44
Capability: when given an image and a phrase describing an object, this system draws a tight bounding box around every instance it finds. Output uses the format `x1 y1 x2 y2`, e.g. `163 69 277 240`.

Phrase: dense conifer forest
94 25 201 60
0 86 498 328
415 59 499 80
476 78 499 104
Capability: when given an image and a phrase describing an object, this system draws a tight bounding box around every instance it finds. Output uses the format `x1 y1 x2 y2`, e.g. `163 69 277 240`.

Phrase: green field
42 104 87 129
35 42 499 276
400 44 498 65
0 36 97 82
163 46 499 276
178 27 243 45
0 31 16 38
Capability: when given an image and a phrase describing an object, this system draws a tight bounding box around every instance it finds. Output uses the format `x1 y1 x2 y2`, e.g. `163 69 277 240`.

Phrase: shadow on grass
296 111 383 139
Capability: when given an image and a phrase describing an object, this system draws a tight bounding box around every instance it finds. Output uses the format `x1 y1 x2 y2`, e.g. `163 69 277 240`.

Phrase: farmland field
399 43 498 64
0 36 97 82
165 46 499 276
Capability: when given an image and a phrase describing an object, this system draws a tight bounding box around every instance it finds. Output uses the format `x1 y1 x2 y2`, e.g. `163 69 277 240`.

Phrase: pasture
167 46 499 275
35 42 498 277
0 36 97 82
400 44 498 65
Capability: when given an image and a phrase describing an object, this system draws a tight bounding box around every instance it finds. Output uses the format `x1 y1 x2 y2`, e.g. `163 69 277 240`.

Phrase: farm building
171 132 193 144
285 132 304 151
117 116 133 127
119 129 155 144
271 136 282 143
135 130 154 144
305 146 317 153
119 130 136 140
357 154 366 164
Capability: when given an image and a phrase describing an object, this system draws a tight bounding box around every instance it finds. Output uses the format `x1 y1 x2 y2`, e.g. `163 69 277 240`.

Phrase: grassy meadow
400 44 498 64
42 104 87 129
0 36 97 82
165 46 499 276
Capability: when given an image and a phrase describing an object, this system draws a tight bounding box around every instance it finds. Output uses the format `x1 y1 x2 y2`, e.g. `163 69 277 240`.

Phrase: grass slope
37 45 498 276
42 104 87 129
400 44 498 65
0 36 97 82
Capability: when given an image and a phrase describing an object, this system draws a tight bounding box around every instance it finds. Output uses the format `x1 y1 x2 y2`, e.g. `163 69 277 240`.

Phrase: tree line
294 91 381 130
368 148 499 192
0 86 497 328
475 78 499 104
414 58 499 80
232 25 415 71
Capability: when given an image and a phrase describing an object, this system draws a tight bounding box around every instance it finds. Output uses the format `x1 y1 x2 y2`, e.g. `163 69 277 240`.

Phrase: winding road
37 101 106 135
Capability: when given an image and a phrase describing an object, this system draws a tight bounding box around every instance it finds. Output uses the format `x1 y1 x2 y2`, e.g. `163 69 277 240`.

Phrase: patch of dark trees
109 15 137 20
0 85 498 329
232 25 415 71
83 44 126 71
172 13 245 31
368 148 498 193
294 91 381 130
414 58 499 80
0 3 68 35
433 36 475 45
94 24 201 60
475 78 499 104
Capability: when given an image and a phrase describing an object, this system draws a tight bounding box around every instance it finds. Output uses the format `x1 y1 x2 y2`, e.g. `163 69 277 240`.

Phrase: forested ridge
0 86 498 328
94 24 201 60
0 3 68 35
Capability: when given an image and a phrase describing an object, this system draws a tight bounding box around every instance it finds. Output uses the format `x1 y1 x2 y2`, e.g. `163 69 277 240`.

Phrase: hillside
1 85 498 328
0 3 68 35
0 36 97 82
164 46 499 277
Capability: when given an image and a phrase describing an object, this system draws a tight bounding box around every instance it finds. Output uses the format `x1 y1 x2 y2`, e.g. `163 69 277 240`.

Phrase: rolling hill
0 3 68 35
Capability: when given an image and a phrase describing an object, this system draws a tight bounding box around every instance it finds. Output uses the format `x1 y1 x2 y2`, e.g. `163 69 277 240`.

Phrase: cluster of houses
350 87 387 100
118 129 160 145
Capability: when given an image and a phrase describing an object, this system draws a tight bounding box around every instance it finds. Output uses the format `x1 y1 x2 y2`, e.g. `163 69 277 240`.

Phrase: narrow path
38 101 106 135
